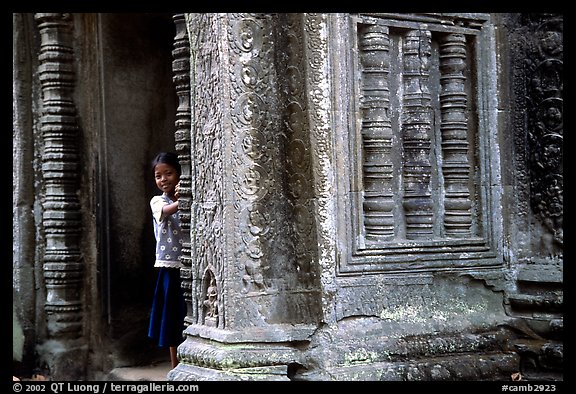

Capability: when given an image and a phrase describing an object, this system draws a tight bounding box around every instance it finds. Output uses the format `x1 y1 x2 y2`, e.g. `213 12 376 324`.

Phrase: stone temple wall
168 13 562 381
12 12 562 381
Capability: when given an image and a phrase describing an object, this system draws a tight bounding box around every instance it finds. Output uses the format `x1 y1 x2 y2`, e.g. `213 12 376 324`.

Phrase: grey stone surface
107 362 171 382
12 12 562 381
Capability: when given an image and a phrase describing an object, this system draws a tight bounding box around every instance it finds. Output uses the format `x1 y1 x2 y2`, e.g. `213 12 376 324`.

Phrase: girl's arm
150 196 179 223
163 182 180 216
162 201 179 216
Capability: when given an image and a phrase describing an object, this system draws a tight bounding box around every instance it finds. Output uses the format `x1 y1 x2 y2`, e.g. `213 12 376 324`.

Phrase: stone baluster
35 13 84 339
172 13 193 324
358 23 395 241
439 33 473 237
401 29 434 239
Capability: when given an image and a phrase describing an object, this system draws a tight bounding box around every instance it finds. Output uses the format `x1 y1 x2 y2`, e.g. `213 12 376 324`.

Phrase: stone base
170 321 524 381
169 363 290 381
36 340 88 381
295 353 519 381
168 324 314 381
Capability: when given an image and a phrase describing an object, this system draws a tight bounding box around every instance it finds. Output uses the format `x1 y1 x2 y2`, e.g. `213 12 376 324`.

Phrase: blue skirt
148 267 186 347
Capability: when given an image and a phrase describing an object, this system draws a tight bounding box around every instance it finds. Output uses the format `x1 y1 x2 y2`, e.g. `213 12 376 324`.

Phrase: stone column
401 29 434 239
169 13 323 381
358 24 395 242
171 13 193 322
439 33 473 237
34 12 87 380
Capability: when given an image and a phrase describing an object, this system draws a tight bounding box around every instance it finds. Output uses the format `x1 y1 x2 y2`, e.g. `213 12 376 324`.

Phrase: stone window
332 13 502 274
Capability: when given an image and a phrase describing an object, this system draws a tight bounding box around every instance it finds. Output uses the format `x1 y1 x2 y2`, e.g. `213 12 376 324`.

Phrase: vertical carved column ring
439 33 473 238
35 13 83 339
358 23 395 242
401 29 434 239
172 14 193 323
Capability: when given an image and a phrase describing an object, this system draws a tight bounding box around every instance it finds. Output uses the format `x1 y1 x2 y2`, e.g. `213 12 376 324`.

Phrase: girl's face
154 163 179 196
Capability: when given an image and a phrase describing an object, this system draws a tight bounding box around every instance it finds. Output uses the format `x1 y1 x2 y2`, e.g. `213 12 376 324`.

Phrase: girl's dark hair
152 152 181 176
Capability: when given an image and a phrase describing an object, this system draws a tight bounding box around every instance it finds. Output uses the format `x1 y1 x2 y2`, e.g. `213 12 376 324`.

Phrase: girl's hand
174 182 181 199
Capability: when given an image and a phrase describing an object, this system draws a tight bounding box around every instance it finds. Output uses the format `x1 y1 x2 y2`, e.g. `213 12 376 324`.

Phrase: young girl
148 152 186 368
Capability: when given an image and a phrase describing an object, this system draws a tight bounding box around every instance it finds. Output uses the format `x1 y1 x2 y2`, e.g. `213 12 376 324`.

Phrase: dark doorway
96 13 177 367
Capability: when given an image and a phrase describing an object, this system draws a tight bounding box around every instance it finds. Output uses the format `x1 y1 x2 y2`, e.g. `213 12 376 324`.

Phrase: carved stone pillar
170 13 322 381
34 12 86 380
170 12 526 381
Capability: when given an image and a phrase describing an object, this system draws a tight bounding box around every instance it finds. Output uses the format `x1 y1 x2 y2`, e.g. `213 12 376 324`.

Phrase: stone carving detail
171 13 193 324
201 269 219 327
401 29 434 239
303 14 338 321
525 14 563 246
228 14 274 294
439 33 473 237
35 13 83 338
185 14 225 326
184 14 322 328
280 14 318 287
358 23 395 242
